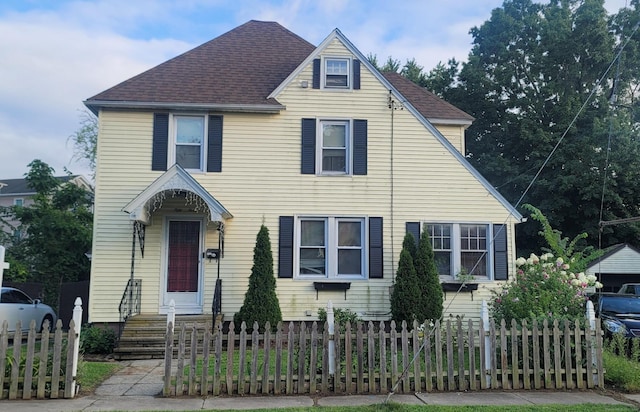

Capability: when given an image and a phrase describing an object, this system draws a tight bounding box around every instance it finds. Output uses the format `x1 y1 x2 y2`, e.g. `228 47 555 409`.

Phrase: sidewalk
1 359 639 411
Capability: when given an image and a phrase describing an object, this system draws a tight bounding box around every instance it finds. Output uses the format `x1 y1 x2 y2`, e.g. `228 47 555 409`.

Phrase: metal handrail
119 278 141 324
212 278 222 329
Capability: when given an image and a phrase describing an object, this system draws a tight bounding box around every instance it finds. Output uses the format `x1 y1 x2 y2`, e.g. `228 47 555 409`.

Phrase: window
153 113 223 173
297 217 364 279
325 58 349 88
426 223 490 278
14 198 23 207
172 115 205 171
320 121 349 174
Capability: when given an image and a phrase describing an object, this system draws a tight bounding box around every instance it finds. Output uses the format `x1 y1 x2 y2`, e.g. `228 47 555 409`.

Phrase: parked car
617 283 640 295
0 287 57 332
593 293 640 338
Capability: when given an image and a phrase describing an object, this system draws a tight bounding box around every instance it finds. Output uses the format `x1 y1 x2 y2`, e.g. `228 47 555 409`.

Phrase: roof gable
85 20 315 112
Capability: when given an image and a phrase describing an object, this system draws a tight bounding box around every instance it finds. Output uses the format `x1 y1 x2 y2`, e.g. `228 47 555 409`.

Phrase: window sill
441 282 478 300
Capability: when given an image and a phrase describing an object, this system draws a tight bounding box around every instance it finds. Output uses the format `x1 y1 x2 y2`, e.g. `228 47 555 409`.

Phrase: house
585 243 640 292
0 175 93 240
84 20 523 327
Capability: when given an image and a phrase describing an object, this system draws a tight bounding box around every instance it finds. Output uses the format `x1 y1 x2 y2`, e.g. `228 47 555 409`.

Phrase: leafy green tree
8 160 93 309
415 230 443 322
423 0 640 254
68 110 98 178
390 234 421 324
234 224 282 331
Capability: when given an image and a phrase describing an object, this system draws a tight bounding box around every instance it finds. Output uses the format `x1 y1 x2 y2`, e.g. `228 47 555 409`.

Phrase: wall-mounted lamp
301 80 309 88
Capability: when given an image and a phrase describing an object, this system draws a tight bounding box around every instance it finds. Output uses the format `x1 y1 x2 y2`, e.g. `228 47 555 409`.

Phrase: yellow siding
434 124 466 154
89 39 518 324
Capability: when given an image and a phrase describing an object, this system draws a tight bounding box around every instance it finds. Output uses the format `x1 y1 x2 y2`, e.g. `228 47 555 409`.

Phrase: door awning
122 164 233 224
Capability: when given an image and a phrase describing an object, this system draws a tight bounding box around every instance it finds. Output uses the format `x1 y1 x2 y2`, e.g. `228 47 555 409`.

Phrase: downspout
389 92 395 282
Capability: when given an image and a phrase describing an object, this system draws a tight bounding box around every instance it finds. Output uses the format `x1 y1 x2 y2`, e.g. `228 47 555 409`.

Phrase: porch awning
122 164 233 224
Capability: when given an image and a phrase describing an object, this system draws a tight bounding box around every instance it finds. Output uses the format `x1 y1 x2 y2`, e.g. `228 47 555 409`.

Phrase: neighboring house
586 244 640 292
0 175 93 239
84 20 523 325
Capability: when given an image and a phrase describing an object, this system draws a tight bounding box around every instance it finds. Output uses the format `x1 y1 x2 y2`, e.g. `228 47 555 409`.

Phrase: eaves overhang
83 100 285 116
122 164 233 224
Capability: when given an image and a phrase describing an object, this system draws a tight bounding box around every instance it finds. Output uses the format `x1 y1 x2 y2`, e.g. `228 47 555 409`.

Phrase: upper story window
426 223 489 279
325 58 350 88
172 115 205 171
152 113 223 173
14 198 23 207
320 121 349 174
297 216 365 279
301 118 367 176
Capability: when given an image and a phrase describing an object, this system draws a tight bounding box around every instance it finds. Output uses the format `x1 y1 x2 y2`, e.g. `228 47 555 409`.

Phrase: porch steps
114 314 219 360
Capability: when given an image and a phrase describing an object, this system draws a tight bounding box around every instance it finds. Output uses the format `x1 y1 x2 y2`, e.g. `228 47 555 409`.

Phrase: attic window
325 58 349 88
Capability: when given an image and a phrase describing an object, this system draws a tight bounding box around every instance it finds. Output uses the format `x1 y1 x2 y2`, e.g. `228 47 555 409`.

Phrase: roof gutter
83 100 286 115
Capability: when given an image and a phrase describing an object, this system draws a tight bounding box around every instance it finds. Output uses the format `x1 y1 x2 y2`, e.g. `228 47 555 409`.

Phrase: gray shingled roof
0 176 76 196
85 20 472 123
86 20 315 108
382 71 474 123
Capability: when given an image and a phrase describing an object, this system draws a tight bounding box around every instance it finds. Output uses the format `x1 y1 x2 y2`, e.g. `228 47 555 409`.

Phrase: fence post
167 299 176 328
70 297 83 397
586 300 598 384
327 300 335 375
481 299 491 388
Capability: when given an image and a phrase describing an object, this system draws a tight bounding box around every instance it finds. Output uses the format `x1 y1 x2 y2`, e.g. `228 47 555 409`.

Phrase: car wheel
41 315 54 333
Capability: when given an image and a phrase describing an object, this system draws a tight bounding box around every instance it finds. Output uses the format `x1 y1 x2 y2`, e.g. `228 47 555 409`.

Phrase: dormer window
325 58 349 88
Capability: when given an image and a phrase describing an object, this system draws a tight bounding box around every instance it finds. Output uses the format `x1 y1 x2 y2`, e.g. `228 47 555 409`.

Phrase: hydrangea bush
490 252 602 324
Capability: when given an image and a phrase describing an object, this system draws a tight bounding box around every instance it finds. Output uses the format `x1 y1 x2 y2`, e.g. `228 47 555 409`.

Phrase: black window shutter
493 225 508 280
353 59 361 90
301 118 316 174
278 216 294 278
312 59 321 89
369 217 383 278
406 222 420 248
353 119 367 175
152 113 169 171
207 115 223 172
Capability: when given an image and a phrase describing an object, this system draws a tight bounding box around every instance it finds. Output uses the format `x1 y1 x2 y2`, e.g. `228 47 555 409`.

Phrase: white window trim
294 215 368 280
424 222 494 281
322 57 352 90
316 119 352 175
169 113 208 172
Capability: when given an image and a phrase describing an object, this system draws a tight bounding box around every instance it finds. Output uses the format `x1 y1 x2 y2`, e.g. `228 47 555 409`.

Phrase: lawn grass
76 359 124 394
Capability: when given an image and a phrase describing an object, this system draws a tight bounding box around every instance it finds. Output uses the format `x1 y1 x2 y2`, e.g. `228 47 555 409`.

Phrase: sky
0 0 631 181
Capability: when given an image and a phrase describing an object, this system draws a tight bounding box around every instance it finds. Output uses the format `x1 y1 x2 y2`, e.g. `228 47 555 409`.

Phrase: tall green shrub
234 224 282 331
390 233 421 324
415 230 443 322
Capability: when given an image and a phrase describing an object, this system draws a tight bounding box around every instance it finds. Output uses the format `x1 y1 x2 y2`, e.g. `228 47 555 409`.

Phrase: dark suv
593 293 640 338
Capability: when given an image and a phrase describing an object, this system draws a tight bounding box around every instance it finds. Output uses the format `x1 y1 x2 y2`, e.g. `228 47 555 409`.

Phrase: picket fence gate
163 317 604 397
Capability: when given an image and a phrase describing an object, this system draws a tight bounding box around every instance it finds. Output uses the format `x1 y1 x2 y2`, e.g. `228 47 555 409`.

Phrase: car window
1 290 32 304
601 297 640 314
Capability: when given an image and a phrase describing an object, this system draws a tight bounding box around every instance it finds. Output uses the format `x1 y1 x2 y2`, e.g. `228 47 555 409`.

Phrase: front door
163 219 203 313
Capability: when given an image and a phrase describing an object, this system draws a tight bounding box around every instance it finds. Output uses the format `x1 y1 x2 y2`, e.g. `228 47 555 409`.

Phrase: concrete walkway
1 359 640 411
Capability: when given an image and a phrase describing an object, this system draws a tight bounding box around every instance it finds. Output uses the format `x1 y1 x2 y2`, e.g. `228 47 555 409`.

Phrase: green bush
603 348 640 392
80 324 117 354
317 307 361 333
234 224 282 332
390 234 421 324
415 229 443 323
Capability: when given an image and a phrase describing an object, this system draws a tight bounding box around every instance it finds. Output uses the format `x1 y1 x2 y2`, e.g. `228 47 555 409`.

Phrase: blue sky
0 0 630 180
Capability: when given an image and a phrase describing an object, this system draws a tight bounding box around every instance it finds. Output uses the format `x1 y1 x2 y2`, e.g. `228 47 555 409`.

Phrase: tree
68 110 98 178
424 0 640 254
8 160 93 309
390 233 421 324
234 224 282 331
414 230 443 322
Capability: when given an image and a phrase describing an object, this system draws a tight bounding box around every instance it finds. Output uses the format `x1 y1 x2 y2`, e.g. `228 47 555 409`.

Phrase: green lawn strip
76 360 124 394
